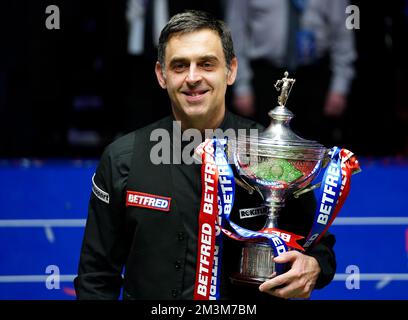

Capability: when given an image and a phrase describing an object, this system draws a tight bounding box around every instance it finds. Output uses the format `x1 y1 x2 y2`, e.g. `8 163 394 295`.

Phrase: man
74 10 336 300
105 0 225 134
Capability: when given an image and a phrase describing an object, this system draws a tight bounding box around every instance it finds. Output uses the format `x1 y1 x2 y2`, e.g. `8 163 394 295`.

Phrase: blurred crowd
0 0 407 158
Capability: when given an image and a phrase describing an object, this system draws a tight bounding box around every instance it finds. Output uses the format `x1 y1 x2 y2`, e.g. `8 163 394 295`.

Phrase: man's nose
186 64 202 85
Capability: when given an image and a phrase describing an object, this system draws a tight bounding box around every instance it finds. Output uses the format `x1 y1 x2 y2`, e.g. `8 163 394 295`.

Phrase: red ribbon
194 141 218 300
314 149 361 245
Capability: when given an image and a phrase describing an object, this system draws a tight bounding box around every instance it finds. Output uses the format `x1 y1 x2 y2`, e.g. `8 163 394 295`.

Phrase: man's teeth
187 91 206 96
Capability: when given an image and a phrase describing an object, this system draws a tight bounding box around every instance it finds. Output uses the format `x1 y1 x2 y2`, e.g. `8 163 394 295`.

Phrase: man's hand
324 92 347 117
233 94 255 117
259 251 321 299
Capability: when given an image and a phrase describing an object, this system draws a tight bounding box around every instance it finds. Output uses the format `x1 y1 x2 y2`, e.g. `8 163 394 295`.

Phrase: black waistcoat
122 113 271 300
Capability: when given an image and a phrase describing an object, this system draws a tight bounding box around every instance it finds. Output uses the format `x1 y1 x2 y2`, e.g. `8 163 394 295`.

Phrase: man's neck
173 109 225 133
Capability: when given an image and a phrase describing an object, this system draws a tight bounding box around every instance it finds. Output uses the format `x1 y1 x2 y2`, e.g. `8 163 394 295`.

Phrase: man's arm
74 146 129 299
226 0 255 116
306 232 336 289
324 0 357 116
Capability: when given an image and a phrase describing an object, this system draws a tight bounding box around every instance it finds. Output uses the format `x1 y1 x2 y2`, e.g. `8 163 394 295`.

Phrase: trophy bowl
228 73 329 286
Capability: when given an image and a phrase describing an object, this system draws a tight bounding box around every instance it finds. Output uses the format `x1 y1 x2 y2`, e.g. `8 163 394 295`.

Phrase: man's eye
173 64 187 72
202 62 214 69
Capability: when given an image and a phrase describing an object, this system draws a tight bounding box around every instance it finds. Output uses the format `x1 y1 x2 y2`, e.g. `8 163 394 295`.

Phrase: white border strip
333 273 408 281
333 217 408 225
0 275 76 283
0 219 86 227
1 273 407 283
1 217 407 228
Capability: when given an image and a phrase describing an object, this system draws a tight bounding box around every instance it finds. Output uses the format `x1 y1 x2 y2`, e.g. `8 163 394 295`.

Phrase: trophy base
230 273 271 287
230 241 276 287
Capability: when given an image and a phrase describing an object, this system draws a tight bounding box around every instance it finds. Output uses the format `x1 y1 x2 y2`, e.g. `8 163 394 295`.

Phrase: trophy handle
234 176 267 202
293 149 362 198
234 176 255 194
293 183 321 198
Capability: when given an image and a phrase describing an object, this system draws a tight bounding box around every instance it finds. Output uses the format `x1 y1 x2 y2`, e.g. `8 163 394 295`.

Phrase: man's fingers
273 250 300 263
259 273 290 292
259 270 312 299
268 281 297 299
258 252 300 291
267 281 311 299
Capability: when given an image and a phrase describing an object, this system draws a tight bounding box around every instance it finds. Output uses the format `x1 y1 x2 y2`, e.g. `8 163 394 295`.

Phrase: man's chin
182 105 209 118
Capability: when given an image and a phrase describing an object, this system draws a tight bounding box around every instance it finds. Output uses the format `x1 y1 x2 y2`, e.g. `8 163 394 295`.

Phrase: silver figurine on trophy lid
228 71 329 286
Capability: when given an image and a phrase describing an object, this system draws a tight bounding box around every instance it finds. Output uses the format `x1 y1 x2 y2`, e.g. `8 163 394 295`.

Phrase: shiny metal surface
230 72 329 285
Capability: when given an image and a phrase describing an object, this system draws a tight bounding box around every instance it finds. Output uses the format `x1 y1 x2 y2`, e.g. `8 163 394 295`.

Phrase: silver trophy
229 72 328 286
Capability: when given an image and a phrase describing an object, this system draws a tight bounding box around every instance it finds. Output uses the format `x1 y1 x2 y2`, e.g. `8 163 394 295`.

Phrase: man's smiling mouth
183 90 209 96
182 89 210 103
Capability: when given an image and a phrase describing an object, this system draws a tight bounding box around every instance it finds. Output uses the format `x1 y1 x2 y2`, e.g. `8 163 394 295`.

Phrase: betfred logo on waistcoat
126 190 171 212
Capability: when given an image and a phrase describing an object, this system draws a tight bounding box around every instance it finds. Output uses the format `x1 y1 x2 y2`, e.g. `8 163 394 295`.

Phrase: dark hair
158 10 235 70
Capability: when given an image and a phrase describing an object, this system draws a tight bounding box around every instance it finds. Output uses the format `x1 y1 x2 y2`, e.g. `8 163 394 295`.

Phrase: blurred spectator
226 0 357 146
104 0 225 136
2 1 405 157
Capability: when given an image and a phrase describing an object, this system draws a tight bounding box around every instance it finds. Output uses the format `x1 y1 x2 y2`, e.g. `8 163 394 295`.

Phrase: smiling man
74 10 336 300
155 18 237 132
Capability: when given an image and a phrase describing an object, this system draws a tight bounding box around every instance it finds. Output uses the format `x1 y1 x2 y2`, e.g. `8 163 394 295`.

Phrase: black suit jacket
74 111 336 299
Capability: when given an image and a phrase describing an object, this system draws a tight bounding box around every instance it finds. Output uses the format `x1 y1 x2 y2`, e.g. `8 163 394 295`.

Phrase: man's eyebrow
198 55 220 62
169 57 189 66
168 55 220 66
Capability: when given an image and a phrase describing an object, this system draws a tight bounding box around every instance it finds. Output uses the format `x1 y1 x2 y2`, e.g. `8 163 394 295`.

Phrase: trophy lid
234 72 326 161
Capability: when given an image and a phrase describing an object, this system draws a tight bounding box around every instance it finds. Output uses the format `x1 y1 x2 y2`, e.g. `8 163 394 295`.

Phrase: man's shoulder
104 131 134 162
105 116 173 159
227 111 264 131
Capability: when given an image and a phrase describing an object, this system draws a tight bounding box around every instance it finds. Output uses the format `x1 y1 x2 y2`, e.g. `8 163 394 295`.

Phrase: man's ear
226 57 238 86
155 62 167 89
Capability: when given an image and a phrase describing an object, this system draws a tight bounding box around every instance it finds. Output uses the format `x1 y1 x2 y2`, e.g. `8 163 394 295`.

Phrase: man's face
155 29 237 126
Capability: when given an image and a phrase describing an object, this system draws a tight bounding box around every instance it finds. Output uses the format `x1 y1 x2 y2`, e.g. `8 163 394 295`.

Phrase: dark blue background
0 158 407 299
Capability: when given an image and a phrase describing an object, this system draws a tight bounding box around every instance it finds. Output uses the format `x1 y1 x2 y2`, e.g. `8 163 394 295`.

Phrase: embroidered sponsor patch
92 173 109 204
126 190 171 212
239 206 268 219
